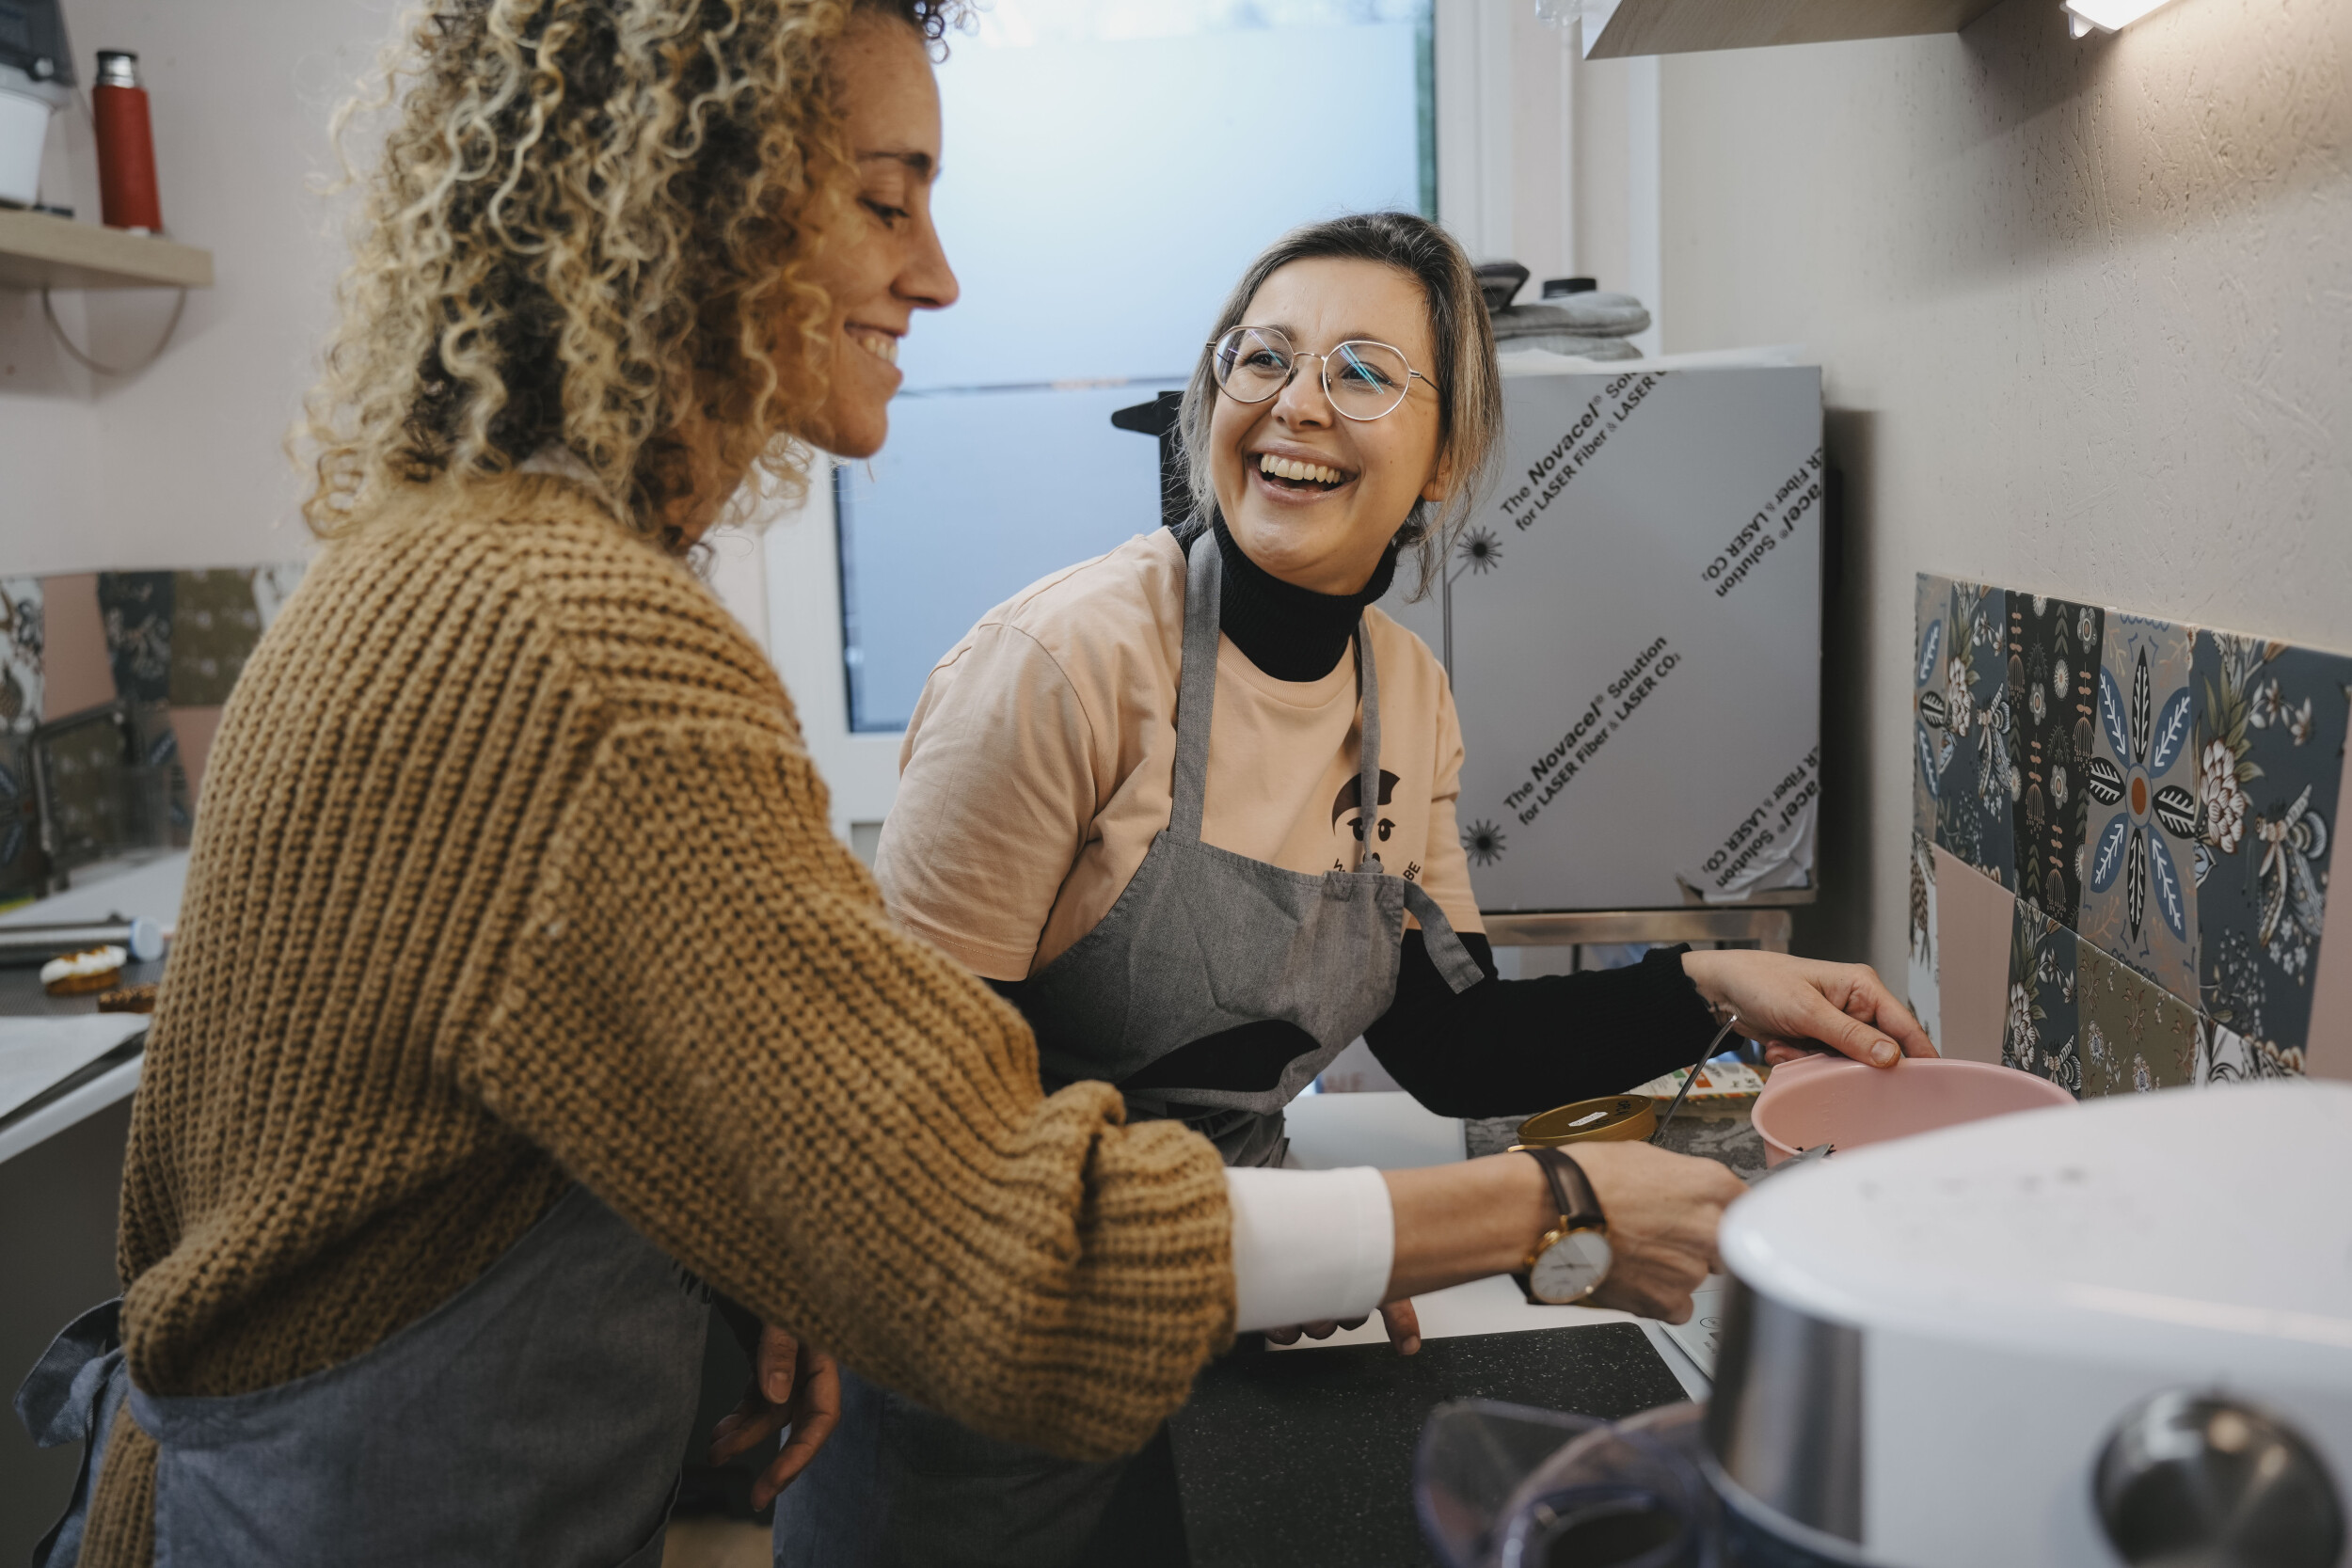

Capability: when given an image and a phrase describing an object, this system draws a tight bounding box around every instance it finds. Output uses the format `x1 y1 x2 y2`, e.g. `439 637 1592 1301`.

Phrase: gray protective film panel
1383 366 1823 911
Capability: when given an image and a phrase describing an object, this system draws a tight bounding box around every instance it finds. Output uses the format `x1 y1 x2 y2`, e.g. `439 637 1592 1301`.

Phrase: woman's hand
1383 1144 1744 1325
1263 1300 1423 1354
710 1323 843 1509
1567 1140 1747 1323
1678 950 1935 1068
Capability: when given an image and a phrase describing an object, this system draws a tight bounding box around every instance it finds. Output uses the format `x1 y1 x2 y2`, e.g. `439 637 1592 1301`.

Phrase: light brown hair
1178 212 1503 597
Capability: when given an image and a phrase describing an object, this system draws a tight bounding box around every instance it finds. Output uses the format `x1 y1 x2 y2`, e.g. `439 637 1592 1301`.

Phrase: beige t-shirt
878 529 1485 983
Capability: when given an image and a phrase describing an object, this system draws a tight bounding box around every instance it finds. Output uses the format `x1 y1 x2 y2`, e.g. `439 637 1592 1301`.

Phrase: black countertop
1168 1323 1690 1568
1161 1109 1764 1567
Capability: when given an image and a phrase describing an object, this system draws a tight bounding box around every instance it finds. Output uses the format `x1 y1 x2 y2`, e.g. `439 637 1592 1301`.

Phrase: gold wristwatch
1514 1146 1613 1306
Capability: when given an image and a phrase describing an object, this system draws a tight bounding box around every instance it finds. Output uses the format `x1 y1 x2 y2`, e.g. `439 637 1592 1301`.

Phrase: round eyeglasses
1206 325 1434 421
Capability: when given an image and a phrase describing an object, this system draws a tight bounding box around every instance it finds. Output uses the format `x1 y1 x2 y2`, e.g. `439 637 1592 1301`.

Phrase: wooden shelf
1585 0 2006 57
0 208 212 291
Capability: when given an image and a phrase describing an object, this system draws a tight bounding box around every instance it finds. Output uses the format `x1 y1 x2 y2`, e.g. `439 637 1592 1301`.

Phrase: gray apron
18 1183 709 1568
1023 529 1482 1165
777 531 1481 1567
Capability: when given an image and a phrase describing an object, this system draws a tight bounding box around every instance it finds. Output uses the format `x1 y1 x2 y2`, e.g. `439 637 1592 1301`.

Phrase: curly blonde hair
298 0 956 545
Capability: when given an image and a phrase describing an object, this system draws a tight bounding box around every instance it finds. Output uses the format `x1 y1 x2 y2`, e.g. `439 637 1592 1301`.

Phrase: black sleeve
1361 934 1721 1119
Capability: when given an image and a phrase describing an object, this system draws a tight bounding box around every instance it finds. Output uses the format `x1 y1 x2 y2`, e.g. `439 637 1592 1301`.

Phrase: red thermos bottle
92 50 162 233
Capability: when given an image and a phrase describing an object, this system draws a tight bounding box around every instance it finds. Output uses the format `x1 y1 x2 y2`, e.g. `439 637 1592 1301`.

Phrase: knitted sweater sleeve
465 713 1235 1463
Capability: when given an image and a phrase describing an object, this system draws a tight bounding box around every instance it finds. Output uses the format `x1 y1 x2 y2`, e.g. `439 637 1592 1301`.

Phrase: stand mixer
1419 1080 2350 1567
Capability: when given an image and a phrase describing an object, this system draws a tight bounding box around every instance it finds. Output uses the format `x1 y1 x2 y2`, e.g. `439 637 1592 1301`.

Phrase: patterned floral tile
0 731 37 902
2004 900 2083 1095
1906 834 1940 1051
1912 577 1945 849
1915 576 2016 888
1 578 40 738
2005 594 2104 926
2077 942 2199 1096
1916 570 2352 1091
2077 613 2201 1007
169 569 264 706
96 571 173 706
2309 732 2352 1083
34 705 136 869
1 564 303 884
1932 843 2016 1065
2189 634 2352 1073
2195 1017 2306 1085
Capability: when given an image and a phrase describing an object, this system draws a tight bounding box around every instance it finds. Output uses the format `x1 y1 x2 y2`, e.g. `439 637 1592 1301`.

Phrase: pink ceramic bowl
1750 1053 2075 1165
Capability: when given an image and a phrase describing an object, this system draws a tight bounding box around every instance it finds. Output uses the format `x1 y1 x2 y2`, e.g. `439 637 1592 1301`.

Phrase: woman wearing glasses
780 213 1932 1564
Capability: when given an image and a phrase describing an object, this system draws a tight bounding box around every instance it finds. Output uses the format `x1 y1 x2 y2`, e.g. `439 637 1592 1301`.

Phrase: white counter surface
0 851 180 1162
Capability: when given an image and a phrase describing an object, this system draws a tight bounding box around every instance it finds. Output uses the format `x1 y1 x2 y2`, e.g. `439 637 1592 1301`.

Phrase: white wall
1438 0 1665 347
4 1 776 649
1647 0 2352 979
3 0 396 575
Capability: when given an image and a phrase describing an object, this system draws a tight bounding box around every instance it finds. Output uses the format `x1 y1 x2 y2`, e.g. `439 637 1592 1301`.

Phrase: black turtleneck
981 517 1721 1120
1208 514 1400 683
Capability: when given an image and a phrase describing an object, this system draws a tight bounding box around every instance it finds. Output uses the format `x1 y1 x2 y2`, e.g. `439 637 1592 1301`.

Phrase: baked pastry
97 983 159 1014
41 945 127 997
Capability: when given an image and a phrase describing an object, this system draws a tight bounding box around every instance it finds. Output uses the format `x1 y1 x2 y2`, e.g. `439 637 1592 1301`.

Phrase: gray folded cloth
1491 293 1652 339
1496 335 1645 362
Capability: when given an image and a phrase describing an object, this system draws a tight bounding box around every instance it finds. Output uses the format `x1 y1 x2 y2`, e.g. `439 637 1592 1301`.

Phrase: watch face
1528 1227 1612 1305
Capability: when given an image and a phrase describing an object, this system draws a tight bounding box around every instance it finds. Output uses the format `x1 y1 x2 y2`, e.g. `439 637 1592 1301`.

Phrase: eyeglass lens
1212 326 1414 420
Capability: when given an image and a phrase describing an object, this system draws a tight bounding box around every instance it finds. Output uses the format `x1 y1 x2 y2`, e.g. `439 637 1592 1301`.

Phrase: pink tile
1932 844 2015 1065
1905 835 1940 1049
40 574 113 717
170 705 226 814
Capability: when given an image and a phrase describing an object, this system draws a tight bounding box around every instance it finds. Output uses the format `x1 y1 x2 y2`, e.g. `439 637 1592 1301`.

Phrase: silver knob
2095 1391 2344 1567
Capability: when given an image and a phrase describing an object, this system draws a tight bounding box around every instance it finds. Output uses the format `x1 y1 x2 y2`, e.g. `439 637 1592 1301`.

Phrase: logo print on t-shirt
1332 768 1401 858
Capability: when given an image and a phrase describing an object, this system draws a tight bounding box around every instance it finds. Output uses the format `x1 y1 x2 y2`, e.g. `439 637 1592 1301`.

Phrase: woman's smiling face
1208 257 1451 596
802 13 960 459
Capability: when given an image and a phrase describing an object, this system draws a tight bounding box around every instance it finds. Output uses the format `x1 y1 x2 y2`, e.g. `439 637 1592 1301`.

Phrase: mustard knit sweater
80 475 1234 1565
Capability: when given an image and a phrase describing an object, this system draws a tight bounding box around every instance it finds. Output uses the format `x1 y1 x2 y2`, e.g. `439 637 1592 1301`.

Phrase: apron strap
16 1297 132 1568
1169 531 1224 843
1404 881 1486 995
1354 615 1382 870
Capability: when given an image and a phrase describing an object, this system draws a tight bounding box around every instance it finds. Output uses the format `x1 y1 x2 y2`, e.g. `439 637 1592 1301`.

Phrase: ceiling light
2061 0 2183 33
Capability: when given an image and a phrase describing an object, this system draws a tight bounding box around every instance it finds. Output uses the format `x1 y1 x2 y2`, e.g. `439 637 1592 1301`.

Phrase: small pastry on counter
97 982 159 1014
41 945 128 997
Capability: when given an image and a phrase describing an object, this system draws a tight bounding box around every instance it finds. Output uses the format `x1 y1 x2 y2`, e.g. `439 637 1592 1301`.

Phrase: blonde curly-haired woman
17 6 1777 1566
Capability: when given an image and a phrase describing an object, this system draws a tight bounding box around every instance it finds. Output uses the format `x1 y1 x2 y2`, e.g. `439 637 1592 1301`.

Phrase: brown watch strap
1522 1146 1606 1229
1514 1147 1609 1306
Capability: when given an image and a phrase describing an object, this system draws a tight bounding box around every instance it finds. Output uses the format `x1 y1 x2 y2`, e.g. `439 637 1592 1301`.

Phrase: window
836 0 1436 731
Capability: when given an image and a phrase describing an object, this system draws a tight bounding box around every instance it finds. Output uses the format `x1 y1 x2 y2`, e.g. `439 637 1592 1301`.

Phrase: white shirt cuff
1224 1164 1395 1332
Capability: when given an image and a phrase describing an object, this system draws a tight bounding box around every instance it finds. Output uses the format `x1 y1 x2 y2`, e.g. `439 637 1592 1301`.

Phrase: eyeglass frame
1203 325 1438 422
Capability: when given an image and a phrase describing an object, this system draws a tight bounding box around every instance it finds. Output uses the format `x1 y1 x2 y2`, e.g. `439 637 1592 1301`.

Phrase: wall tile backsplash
1912 574 2352 1091
1 563 306 906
